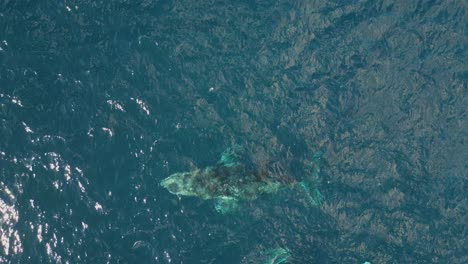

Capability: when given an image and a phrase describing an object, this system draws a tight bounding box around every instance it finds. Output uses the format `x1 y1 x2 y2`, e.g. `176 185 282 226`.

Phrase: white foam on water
0 182 22 256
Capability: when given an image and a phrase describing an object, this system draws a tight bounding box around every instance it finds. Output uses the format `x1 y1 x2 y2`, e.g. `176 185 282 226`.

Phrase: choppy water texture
0 0 467 263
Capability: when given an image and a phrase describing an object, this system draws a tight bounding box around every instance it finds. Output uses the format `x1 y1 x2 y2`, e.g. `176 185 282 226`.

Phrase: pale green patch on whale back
258 182 282 194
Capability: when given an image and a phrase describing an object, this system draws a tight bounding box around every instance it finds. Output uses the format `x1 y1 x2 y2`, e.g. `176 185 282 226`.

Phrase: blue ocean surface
0 0 466 263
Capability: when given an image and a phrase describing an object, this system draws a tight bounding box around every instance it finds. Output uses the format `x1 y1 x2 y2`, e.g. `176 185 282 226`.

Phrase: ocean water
0 0 466 263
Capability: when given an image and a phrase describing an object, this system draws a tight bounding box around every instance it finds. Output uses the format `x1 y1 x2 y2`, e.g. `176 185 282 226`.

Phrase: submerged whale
160 146 323 213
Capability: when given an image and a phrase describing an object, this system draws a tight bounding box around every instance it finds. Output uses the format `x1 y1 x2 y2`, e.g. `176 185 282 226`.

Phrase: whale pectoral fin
262 247 291 264
299 181 323 206
214 197 239 214
299 151 324 206
218 145 245 167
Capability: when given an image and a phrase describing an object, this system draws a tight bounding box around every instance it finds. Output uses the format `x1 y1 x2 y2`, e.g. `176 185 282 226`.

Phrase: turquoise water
0 1 466 263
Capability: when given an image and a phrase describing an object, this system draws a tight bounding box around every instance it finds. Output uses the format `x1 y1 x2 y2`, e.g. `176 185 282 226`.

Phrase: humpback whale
160 146 322 213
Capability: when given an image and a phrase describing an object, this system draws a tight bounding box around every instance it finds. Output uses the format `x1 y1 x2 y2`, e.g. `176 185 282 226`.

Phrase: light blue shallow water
0 1 466 263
